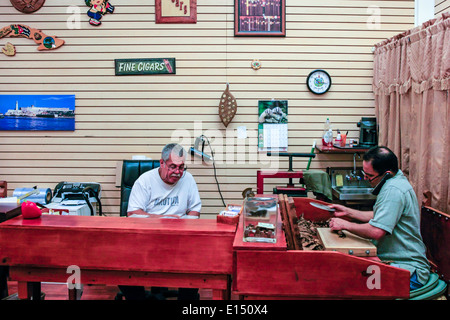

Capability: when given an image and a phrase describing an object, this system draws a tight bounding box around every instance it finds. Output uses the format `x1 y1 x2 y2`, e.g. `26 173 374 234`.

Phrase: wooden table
232 196 411 299
0 215 237 300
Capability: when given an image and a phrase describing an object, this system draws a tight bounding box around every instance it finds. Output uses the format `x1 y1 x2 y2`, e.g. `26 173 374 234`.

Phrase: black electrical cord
201 135 226 208
82 186 103 216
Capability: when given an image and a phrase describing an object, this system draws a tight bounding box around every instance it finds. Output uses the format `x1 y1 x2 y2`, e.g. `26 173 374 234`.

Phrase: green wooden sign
115 58 176 76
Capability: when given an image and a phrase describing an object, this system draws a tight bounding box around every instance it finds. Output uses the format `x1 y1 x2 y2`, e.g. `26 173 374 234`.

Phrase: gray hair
161 143 186 162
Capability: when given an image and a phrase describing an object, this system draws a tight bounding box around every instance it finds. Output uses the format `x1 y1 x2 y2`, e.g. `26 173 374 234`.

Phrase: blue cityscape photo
0 94 75 131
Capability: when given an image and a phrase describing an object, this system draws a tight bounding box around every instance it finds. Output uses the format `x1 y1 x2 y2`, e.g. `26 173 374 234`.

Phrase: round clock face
307 69 331 95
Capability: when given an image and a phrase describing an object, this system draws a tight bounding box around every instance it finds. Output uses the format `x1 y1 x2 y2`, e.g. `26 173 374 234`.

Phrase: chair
409 273 447 300
120 160 160 216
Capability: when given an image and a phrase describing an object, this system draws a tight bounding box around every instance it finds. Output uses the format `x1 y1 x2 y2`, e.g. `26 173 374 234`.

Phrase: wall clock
10 0 45 13
306 69 332 95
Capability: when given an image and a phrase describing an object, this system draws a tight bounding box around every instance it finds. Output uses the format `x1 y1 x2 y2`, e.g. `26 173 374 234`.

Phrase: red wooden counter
0 215 237 300
232 196 411 299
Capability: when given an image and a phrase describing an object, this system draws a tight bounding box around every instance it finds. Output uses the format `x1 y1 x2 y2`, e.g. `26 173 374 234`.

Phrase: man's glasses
166 163 187 173
361 170 381 182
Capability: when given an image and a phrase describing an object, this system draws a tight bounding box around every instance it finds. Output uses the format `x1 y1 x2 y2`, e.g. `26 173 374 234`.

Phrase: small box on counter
216 204 243 225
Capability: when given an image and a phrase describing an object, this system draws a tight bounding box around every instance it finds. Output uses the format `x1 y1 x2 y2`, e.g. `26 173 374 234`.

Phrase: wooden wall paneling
0 1 415 217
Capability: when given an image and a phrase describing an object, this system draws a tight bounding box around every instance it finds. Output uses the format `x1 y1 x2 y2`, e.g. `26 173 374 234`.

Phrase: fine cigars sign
115 58 176 76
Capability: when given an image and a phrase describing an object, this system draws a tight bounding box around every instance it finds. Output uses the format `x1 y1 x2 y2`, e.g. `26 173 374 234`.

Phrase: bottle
322 118 333 146
335 129 341 145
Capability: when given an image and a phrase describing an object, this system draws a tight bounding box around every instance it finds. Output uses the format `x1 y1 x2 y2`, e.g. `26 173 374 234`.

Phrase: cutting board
317 228 377 257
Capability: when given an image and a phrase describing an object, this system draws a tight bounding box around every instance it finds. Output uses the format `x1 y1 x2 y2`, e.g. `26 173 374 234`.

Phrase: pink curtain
373 12 450 213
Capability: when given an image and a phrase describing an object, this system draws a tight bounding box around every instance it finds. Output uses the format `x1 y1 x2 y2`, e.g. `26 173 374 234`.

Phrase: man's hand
329 204 351 219
329 217 348 231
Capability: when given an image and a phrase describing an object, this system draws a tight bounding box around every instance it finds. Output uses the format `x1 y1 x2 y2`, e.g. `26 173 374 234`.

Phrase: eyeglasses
165 163 186 173
361 170 381 182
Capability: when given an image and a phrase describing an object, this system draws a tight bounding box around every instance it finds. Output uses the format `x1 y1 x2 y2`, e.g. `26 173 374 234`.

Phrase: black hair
363 146 399 175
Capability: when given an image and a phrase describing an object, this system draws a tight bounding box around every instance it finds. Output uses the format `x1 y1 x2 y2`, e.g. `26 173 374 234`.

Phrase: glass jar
243 197 278 243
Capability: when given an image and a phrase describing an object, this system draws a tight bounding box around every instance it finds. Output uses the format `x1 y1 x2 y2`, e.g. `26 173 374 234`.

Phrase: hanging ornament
251 59 261 70
219 83 237 127
10 0 45 14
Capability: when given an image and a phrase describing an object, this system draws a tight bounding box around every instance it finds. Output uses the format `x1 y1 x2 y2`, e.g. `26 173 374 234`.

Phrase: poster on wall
258 100 288 152
0 94 75 131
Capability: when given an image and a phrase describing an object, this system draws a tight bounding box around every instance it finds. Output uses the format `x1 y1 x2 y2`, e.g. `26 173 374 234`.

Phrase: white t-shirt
127 168 201 217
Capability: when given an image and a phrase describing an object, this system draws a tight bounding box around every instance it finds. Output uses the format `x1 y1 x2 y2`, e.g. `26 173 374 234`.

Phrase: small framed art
155 0 197 24
235 0 285 36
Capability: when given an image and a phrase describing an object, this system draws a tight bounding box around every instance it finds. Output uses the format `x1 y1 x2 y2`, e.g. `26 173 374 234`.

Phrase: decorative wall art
0 95 76 131
1 43 16 56
10 0 45 14
218 84 237 127
155 0 197 24
85 0 115 26
0 24 65 55
235 0 285 36
115 58 176 76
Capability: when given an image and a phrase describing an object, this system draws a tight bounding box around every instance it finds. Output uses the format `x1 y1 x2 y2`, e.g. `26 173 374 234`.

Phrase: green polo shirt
369 170 430 285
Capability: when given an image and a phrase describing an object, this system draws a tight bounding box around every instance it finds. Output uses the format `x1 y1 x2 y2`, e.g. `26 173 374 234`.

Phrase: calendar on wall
257 100 288 152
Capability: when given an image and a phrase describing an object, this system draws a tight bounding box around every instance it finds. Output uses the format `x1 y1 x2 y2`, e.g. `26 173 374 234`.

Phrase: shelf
316 144 370 154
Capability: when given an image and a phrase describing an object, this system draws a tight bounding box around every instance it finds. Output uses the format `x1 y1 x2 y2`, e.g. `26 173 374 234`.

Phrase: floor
5 280 234 300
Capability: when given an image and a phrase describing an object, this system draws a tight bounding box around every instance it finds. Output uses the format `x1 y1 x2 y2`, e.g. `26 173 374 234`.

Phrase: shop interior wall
0 1 415 217
436 0 450 15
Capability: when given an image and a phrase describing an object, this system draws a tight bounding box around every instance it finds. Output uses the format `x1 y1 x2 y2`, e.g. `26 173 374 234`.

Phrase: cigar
335 230 346 238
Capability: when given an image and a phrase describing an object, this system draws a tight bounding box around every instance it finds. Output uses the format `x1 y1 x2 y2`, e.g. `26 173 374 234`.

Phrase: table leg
18 281 41 300
212 289 226 300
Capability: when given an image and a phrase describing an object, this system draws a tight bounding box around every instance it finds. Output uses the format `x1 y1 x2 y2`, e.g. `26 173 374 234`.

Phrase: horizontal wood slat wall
0 1 414 217
435 0 450 15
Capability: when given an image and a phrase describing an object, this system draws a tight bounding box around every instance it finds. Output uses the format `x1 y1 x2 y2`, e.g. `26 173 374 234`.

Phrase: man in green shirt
329 146 430 290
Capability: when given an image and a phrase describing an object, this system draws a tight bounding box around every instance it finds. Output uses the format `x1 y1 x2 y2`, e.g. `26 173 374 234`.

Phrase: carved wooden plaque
219 84 237 127
10 0 46 13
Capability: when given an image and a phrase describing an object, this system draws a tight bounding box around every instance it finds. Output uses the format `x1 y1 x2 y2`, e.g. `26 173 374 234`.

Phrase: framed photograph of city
0 94 75 131
235 0 286 36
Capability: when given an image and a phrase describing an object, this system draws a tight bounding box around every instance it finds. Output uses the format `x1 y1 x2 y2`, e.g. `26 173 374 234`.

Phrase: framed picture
235 0 285 36
0 94 75 131
155 0 197 24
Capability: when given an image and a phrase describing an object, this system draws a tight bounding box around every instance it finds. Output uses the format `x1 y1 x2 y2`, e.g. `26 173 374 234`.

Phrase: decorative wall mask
0 24 65 54
219 84 237 127
10 0 45 14
85 0 115 26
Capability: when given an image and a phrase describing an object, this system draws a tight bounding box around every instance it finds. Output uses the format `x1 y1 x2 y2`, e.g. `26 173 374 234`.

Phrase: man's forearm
347 208 374 223
335 220 385 241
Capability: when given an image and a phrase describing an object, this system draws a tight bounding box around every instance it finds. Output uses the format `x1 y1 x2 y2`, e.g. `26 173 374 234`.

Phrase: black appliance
357 117 378 148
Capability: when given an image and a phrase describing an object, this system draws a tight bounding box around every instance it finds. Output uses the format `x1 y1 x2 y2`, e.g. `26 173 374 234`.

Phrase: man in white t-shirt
119 143 201 300
127 143 201 218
